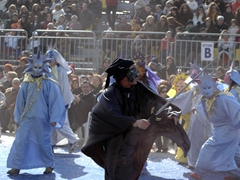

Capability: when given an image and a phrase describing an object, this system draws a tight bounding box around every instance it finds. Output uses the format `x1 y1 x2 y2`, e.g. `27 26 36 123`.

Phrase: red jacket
105 0 118 6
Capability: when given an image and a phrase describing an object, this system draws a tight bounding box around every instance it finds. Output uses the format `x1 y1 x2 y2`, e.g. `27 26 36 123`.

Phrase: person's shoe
69 140 79 154
190 173 201 180
44 167 54 174
7 168 20 175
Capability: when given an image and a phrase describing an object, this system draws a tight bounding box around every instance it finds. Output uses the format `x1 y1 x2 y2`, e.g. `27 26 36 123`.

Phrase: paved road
0 133 230 180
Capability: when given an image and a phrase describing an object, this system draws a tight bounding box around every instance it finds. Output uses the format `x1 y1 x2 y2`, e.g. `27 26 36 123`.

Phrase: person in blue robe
6 51 66 175
190 72 240 180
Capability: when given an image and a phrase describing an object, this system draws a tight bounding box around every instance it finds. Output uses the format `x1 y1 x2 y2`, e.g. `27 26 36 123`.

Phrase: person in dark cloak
81 58 190 180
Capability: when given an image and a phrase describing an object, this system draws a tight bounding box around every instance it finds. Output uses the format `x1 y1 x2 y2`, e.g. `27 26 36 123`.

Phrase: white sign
201 42 214 61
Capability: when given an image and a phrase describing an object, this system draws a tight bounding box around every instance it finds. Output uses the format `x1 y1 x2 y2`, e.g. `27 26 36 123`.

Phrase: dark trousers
106 5 117 30
0 108 10 131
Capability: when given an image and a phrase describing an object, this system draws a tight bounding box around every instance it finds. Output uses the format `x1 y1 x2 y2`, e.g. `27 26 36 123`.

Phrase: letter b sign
205 48 211 58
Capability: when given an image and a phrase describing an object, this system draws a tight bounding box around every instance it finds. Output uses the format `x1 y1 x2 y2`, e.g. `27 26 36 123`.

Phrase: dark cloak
81 81 190 180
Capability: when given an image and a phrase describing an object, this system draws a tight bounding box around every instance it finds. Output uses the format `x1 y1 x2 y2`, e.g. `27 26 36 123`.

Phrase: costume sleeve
14 83 27 124
220 94 240 128
58 66 74 107
47 80 66 129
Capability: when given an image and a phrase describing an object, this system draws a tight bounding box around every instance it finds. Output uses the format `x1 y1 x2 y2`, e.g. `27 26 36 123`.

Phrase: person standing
82 58 190 180
6 51 66 175
105 0 118 30
47 48 80 154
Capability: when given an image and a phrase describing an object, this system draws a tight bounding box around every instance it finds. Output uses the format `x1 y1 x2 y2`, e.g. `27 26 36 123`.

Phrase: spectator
29 31 40 54
167 16 183 36
160 56 177 80
214 15 229 33
18 15 30 38
42 14 53 29
102 27 117 61
166 6 179 21
5 4 18 20
67 15 81 36
142 15 155 38
215 0 226 13
228 19 239 39
0 78 20 133
39 0 52 10
223 4 235 26
68 80 95 138
206 2 221 23
3 64 14 74
50 0 62 11
106 0 118 30
202 0 213 13
5 13 19 29
88 0 102 30
187 27 213 63
232 0 240 13
187 0 199 12
15 56 27 79
173 0 185 10
115 15 132 38
55 25 70 56
91 74 103 94
154 4 164 22
52 4 65 23
135 4 153 27
215 66 225 81
186 19 199 32
0 0 7 19
70 4 79 19
178 4 194 27
155 15 169 39
134 0 150 15
160 31 175 61
29 4 42 20
0 67 6 83
163 0 173 15
40 6 51 22
98 58 111 75
193 5 206 27
218 29 234 67
2 71 17 90
130 19 141 38
132 29 150 54
201 17 218 35
79 3 94 30
64 6 72 22
29 15 42 37
40 22 56 53
4 31 21 59
18 5 29 19
55 15 67 30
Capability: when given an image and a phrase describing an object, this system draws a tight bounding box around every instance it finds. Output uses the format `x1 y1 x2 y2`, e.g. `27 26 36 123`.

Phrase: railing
0 29 239 73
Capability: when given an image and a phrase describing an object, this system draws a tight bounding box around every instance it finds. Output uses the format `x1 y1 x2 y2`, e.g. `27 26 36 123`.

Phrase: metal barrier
1 29 240 73
101 30 169 64
174 32 240 71
32 30 100 73
0 29 28 65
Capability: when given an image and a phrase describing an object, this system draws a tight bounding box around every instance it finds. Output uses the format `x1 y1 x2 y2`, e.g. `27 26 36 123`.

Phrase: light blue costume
7 52 66 170
193 72 240 178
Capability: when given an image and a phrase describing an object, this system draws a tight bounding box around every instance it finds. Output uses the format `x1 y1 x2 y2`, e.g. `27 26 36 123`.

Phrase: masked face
190 69 199 79
200 80 215 98
32 59 43 77
126 66 139 82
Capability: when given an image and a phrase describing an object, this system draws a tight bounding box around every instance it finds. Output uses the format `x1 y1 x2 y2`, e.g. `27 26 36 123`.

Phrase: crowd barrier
0 29 239 73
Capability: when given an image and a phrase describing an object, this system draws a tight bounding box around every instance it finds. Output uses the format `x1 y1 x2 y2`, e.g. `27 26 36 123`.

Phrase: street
0 133 230 180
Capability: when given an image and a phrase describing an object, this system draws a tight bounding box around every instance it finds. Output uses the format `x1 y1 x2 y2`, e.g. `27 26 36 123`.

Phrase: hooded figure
82 58 190 180
191 71 240 180
6 50 66 175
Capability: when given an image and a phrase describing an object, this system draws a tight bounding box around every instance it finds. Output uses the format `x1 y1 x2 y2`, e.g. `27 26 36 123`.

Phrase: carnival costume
7 51 66 174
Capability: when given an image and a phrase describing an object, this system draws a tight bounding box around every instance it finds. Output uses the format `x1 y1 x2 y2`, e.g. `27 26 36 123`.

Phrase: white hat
106 27 114 35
